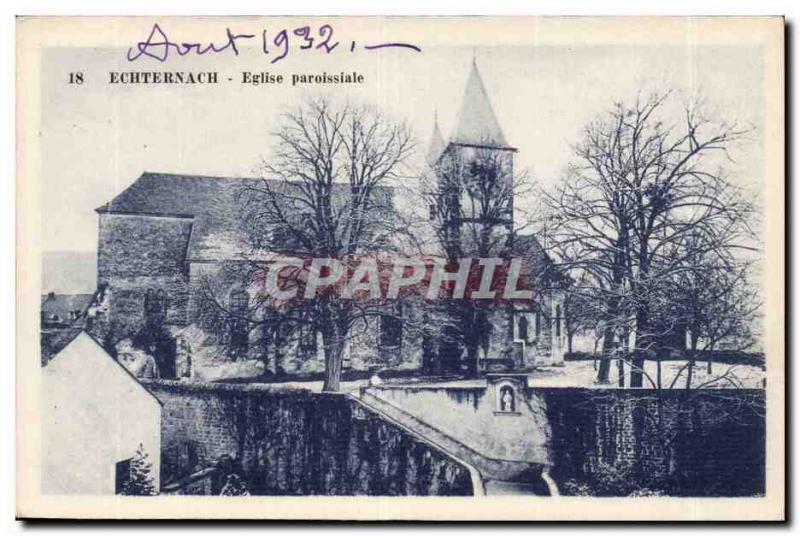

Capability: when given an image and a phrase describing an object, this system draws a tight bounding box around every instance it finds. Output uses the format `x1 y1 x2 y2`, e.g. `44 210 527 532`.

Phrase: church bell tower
428 59 518 258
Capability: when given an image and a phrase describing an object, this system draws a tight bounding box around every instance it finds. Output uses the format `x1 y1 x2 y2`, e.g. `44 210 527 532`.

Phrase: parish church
81 61 567 380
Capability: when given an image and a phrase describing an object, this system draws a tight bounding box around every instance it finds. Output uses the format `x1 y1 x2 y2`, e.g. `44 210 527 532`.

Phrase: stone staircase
357 388 556 496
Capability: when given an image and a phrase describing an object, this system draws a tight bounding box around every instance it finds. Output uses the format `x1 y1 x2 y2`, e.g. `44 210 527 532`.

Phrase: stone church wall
97 213 193 340
146 380 474 496
186 260 424 374
543 388 765 496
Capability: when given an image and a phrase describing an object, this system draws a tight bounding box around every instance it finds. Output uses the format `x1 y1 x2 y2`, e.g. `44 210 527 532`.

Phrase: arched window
144 289 167 326
380 303 403 349
298 324 317 356
228 290 249 359
518 315 529 342
230 289 249 313
555 304 562 338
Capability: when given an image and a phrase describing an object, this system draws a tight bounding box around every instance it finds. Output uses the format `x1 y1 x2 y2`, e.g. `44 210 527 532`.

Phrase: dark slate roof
97 172 394 261
40 327 83 365
96 172 256 218
512 233 565 287
40 293 94 318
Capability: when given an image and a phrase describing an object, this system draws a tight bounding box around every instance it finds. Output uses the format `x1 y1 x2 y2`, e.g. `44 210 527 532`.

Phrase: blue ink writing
128 23 422 64
127 23 255 62
363 43 422 52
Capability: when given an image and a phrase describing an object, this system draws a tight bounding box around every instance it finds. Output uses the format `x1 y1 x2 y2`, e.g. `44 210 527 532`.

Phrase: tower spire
426 110 445 165
450 60 509 149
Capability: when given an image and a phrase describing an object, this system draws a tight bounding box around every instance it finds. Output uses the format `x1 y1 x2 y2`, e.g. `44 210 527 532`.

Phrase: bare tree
547 91 756 387
665 246 761 389
562 270 606 357
196 98 414 392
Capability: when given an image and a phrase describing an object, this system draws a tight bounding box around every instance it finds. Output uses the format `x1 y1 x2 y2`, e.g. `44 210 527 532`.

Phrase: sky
40 31 766 253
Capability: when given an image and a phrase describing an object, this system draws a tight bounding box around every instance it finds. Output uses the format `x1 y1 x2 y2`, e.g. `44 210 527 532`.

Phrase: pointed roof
426 114 446 165
450 61 510 149
43 330 163 405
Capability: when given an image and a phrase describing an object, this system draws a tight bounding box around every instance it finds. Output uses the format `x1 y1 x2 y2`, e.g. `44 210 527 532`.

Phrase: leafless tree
664 239 761 389
197 98 414 392
546 91 757 387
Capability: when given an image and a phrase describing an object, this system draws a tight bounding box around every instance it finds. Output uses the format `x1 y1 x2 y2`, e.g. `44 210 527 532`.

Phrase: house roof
96 172 257 218
97 172 395 261
512 233 566 287
40 293 94 318
450 61 511 149
43 331 163 405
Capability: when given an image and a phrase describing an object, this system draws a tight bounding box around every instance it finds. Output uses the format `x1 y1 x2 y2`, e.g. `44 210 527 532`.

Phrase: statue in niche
499 385 516 412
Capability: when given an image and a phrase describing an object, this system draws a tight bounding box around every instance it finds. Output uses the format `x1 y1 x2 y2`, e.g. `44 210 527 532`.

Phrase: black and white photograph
15 15 785 521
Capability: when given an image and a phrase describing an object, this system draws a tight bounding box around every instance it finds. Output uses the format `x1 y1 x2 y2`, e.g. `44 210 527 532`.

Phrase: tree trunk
629 352 645 388
630 306 650 388
321 319 346 392
686 332 699 389
465 343 479 378
465 309 488 378
597 285 621 383
656 354 662 389
596 327 613 383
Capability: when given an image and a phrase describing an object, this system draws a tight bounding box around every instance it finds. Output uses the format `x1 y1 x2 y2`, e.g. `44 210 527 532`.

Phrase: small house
42 331 162 494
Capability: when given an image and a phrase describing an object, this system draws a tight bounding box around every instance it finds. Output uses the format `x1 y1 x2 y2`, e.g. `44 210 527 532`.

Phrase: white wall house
42 331 162 494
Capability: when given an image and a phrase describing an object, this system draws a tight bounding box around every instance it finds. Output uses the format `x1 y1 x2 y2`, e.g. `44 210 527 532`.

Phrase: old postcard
16 16 784 520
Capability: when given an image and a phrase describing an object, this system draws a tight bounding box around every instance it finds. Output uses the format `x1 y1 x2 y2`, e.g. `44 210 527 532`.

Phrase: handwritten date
127 23 421 64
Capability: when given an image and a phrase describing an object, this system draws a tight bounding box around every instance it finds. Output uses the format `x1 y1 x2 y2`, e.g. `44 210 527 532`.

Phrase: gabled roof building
85 60 566 381
42 331 162 494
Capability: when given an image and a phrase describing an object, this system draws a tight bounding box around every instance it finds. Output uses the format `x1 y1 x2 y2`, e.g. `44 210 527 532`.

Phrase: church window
298 324 317 356
144 289 167 326
228 290 249 359
379 303 403 349
555 304 562 338
518 315 529 342
230 289 249 313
